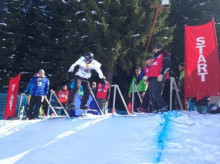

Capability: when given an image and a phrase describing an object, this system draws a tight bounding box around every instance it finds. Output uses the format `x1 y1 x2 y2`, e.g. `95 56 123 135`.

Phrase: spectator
148 43 171 113
26 69 49 119
137 56 154 112
66 52 105 110
57 84 70 115
24 72 39 95
128 66 147 112
91 81 97 94
24 72 39 116
96 76 111 114
177 63 185 109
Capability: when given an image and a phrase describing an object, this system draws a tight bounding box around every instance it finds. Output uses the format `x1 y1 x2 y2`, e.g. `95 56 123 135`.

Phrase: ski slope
0 111 220 164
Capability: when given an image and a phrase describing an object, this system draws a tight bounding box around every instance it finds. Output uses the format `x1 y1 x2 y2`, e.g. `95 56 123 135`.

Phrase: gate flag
185 19 220 100
4 73 21 119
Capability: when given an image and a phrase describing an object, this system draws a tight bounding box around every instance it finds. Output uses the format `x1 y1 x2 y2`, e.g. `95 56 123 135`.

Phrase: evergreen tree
70 0 174 92
0 0 174 98
0 0 27 88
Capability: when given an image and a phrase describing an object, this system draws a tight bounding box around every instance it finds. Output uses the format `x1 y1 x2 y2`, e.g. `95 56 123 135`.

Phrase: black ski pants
133 93 141 112
149 77 167 110
27 95 42 119
68 75 91 106
140 88 150 110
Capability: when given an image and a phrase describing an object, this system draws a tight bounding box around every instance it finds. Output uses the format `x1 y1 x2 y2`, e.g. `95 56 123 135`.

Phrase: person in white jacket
67 52 104 109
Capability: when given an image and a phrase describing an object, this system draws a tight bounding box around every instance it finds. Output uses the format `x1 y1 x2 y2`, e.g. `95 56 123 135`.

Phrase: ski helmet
84 52 94 61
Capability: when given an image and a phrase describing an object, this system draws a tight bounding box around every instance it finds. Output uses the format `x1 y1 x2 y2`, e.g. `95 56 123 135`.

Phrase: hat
145 56 154 61
39 69 45 74
153 43 163 49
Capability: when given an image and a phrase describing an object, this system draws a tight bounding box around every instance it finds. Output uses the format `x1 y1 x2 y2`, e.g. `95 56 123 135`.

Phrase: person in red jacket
148 43 171 112
137 56 154 112
57 84 70 115
96 76 111 114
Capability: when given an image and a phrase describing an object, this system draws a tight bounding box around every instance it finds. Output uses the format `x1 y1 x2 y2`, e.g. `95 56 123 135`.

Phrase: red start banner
4 74 21 119
185 19 220 100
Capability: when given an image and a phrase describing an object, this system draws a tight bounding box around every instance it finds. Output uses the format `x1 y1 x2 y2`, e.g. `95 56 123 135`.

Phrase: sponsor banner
4 74 21 119
185 19 220 100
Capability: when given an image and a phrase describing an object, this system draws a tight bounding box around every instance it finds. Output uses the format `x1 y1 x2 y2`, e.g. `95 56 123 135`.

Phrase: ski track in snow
0 112 220 164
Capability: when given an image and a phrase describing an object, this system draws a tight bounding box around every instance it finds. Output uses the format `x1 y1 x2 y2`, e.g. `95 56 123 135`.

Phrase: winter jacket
179 70 184 81
140 65 150 79
178 70 185 90
96 82 111 99
149 50 171 78
57 89 70 104
68 57 104 79
128 76 147 94
24 80 34 94
29 76 50 96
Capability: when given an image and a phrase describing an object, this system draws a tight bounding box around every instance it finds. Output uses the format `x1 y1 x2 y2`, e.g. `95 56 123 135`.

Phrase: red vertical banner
185 19 220 100
4 74 21 119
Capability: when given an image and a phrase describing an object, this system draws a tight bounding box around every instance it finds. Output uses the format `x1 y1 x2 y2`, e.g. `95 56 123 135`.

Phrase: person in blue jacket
24 72 39 95
23 72 39 115
26 69 49 119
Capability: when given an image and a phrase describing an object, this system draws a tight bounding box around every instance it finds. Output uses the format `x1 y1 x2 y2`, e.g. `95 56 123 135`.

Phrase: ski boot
80 105 89 110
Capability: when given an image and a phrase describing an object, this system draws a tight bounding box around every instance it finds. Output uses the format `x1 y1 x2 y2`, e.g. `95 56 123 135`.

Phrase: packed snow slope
0 111 220 164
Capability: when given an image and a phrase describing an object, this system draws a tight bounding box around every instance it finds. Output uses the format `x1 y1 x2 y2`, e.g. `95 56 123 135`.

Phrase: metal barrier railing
169 77 184 110
17 93 29 120
47 91 70 117
111 84 131 115
131 81 143 114
47 90 103 117
130 77 184 113
15 78 183 119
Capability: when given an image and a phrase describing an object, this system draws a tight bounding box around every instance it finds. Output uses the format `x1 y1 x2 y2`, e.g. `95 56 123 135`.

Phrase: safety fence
0 84 130 119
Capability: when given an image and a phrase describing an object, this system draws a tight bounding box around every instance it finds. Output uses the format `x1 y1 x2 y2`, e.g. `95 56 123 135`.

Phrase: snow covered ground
0 111 220 164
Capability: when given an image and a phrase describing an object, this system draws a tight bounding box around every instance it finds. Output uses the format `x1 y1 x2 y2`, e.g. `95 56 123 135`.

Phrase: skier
66 52 105 110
